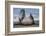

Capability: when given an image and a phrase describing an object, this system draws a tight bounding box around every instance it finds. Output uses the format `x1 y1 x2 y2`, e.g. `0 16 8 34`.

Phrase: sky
13 8 39 20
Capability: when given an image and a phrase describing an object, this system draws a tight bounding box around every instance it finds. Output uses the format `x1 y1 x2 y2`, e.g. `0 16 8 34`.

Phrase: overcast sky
13 8 39 20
